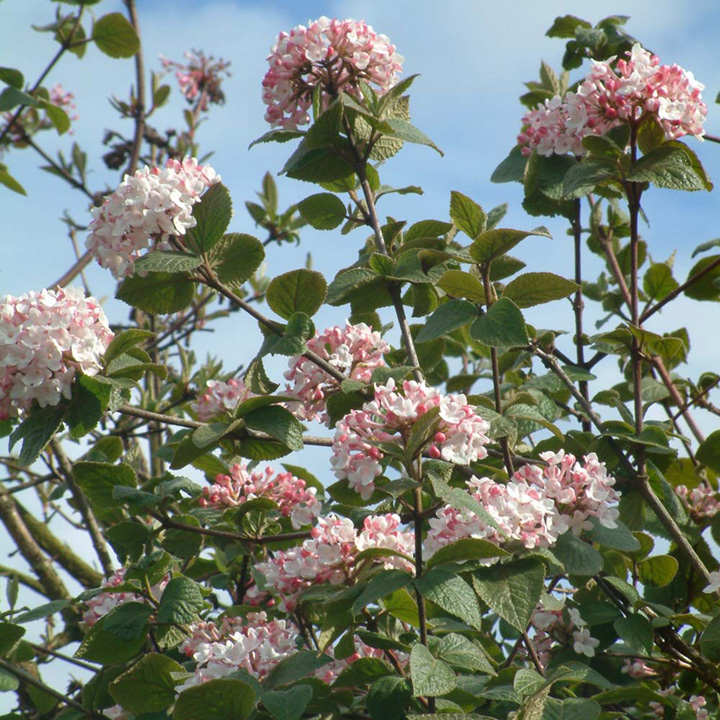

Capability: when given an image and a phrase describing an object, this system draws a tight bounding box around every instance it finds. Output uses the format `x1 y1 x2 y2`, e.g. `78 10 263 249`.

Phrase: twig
123 0 145 176
571 199 591 432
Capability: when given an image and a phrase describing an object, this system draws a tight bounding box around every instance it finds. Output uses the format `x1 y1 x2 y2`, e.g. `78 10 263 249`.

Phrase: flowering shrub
3 8 720 720
0 287 112 419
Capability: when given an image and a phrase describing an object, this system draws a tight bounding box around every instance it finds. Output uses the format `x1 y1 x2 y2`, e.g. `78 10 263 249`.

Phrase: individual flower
621 658 657 678
518 43 706 157
86 157 220 278
199 461 321 529
0 287 113 420
285 321 389 424
255 512 413 610
49 83 78 123
160 50 231 111
331 379 490 499
191 378 254 421
572 626 600 657
262 17 404 129
689 695 709 720
178 612 297 691
82 568 168 627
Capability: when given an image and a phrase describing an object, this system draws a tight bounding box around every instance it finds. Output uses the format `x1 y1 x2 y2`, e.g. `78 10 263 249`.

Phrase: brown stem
481 265 514 475
651 356 705 444
571 199 591 432
52 249 95 288
522 630 546 677
49 441 114 576
123 0 145 176
601 234 633 312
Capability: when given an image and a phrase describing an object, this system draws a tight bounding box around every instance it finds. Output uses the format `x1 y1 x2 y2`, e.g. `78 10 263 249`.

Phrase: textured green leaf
262 685 313 720
627 141 713 191
409 644 456 697
367 676 412 720
173 678 256 720
9 405 64 466
503 272 577 308
437 270 486 303
187 183 233 251
210 233 265 287
472 558 544 631
435 633 495 674
157 577 204 624
110 653 183 714
134 251 201 274
552 532 603 576
637 554 678 587
117 272 195 314
470 297 528 347
471 227 550 264
416 299 477 343
450 191 486 239
267 269 327 319
243 405 304 451
613 614 653 654
698 430 720 472
415 568 483 630
298 192 346 229
73 461 136 523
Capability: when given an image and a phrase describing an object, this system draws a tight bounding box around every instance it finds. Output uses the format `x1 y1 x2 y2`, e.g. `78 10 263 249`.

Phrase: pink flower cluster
191 378 254 421
518 43 706 156
160 50 231 111
317 635 403 684
49 83 78 122
178 612 297 691
86 157 220 278
255 513 413 610
425 451 619 556
675 483 720 520
82 568 168 627
263 17 404 129
199 461 321 529
0 287 113 420
285 322 389 424
331 379 490 499
530 603 598 669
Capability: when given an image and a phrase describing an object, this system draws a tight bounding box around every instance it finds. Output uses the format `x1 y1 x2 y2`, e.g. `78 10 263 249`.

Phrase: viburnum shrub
3 6 720 720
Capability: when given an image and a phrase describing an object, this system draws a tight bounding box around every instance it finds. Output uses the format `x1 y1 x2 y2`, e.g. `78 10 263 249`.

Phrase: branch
571 199 591 432
123 0 145 176
49 440 114 576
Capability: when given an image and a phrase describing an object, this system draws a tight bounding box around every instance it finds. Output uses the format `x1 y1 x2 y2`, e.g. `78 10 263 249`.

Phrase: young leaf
173 678 256 720
470 297 528 348
470 227 550 264
449 191 486 239
134 251 202 274
210 233 265 287
627 141 713 191
157 577 204 625
187 183 233 252
298 192 346 229
437 270 486 303
8 405 64 466
92 13 140 58
117 272 195 314
502 272 578 308
109 653 183 714
409 644 456 697
416 299 478 343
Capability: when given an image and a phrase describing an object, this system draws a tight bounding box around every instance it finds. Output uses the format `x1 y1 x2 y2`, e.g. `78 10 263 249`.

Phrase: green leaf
187 183 233 252
435 633 495 674
9 405 64 466
267 269 327 319
117 272 195 314
249 129 304 149
67 375 111 439
76 603 150 664
210 233 265 287
587 518 640 551
472 558 544 631
643 262 678 300
13 599 70 623
491 145 527 184
0 67 23 89
437 270 486 303
0 85 39 111
245 356 279 394
73 461 137 524
40 100 70 134
380 118 443 156
264 651 332 689
416 299 478 343
92 13 139 58
700 614 720 662
0 668 18 692
450 191 486 239
613 614 653 654
110 653 183 714
503 272 577 308
415 568 483 630
428 473 498 532
326 267 378 305
409 644 456 697
683 254 720 301
157 577 204 625
470 227 550 264
334 657 393 686
0 163 27 195
298 192 346 230
697 430 720 474
134 251 202 274
104 329 153 364
0 623 25 655
470 297 528 348
173 678 256 720
107 521 150 564
426 538 507 568
243 405 304 451
637 554 678 587
627 141 713 191
352 570 412 615
562 159 618 197
546 15 592 38
367 676 412 720
262 685 313 720
552 532 603 576
542 698 601 720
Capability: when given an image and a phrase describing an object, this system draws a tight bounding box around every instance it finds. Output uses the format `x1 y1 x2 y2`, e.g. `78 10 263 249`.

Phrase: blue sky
2 0 720 707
